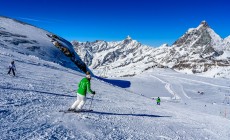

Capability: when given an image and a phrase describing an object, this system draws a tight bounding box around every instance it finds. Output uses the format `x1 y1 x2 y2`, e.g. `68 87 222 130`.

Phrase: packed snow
1 45 230 139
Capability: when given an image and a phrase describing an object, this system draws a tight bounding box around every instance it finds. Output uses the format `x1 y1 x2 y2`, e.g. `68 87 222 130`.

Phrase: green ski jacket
77 78 93 96
157 98 161 103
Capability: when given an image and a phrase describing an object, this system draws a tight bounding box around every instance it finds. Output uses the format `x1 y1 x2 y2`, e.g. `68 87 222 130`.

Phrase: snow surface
0 16 86 72
1 45 230 139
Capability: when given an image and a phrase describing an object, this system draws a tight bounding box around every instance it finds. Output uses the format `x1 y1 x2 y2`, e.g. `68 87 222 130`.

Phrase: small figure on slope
156 97 161 105
68 71 95 111
8 61 16 76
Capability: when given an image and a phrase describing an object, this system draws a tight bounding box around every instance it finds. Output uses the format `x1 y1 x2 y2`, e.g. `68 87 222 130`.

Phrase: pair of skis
60 94 95 114
59 109 93 113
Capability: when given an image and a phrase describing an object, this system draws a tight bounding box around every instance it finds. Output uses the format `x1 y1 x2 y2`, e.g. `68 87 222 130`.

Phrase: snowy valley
0 16 230 140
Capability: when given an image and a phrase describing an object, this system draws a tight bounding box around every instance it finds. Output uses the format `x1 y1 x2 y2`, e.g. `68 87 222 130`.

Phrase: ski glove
92 91 96 95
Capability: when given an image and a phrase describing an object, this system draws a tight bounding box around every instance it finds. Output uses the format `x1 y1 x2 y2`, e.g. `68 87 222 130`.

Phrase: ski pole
88 94 95 111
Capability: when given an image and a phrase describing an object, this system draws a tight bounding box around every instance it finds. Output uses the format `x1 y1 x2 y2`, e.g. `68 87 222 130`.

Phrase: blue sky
0 0 230 46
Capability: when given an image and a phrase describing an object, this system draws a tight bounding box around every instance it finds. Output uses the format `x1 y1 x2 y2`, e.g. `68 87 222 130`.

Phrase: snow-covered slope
73 21 230 78
0 16 88 73
222 35 230 51
0 46 230 139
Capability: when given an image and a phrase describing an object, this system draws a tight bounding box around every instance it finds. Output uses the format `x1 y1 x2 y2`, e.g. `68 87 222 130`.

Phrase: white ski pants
70 93 86 110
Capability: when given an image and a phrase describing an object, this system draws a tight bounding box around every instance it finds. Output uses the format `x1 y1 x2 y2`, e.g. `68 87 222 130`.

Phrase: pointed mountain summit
126 35 132 40
162 20 227 74
173 20 222 51
198 20 209 29
123 35 134 44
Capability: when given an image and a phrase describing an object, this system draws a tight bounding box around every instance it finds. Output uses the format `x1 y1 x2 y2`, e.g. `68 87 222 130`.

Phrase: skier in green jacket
68 71 95 111
156 97 161 105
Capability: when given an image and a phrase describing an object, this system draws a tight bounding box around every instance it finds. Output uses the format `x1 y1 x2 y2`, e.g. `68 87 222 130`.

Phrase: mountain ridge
73 21 230 78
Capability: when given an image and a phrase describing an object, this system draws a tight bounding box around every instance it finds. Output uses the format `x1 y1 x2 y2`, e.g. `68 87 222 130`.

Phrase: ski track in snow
180 84 191 99
150 75 181 100
156 73 230 89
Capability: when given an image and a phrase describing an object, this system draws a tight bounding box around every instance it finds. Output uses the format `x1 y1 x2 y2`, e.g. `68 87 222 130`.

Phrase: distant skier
156 97 161 105
8 61 16 76
68 71 95 111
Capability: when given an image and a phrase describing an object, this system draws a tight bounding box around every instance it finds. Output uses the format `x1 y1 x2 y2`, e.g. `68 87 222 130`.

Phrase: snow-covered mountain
161 21 227 74
0 16 88 73
73 21 230 78
72 36 164 77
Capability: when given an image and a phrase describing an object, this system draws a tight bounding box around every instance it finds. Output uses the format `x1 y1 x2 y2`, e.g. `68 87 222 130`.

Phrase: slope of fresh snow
224 36 230 43
1 45 230 139
196 21 223 47
0 16 87 72
222 36 230 51
207 28 223 49
158 43 169 48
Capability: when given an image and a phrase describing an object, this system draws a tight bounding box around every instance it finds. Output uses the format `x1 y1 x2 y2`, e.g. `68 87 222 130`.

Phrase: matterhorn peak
197 20 209 29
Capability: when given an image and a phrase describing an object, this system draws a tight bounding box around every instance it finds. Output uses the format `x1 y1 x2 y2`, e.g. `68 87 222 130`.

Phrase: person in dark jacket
8 61 16 76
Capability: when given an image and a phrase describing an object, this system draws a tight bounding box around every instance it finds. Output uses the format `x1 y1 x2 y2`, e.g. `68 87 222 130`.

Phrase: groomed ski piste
0 16 230 140
1 46 230 140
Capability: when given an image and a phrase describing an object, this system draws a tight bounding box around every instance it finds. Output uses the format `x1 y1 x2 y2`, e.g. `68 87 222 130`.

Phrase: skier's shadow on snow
95 76 131 88
0 86 76 98
88 111 172 118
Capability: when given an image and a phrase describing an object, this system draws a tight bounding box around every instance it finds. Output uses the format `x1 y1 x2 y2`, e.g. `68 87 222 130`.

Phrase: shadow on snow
0 85 76 98
95 76 131 88
88 111 172 118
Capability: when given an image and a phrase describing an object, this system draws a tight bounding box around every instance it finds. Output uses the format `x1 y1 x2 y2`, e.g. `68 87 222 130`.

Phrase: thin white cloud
17 17 64 23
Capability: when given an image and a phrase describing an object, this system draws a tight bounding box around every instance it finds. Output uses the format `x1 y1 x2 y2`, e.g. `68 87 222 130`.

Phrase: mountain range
1 16 230 78
72 21 230 78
